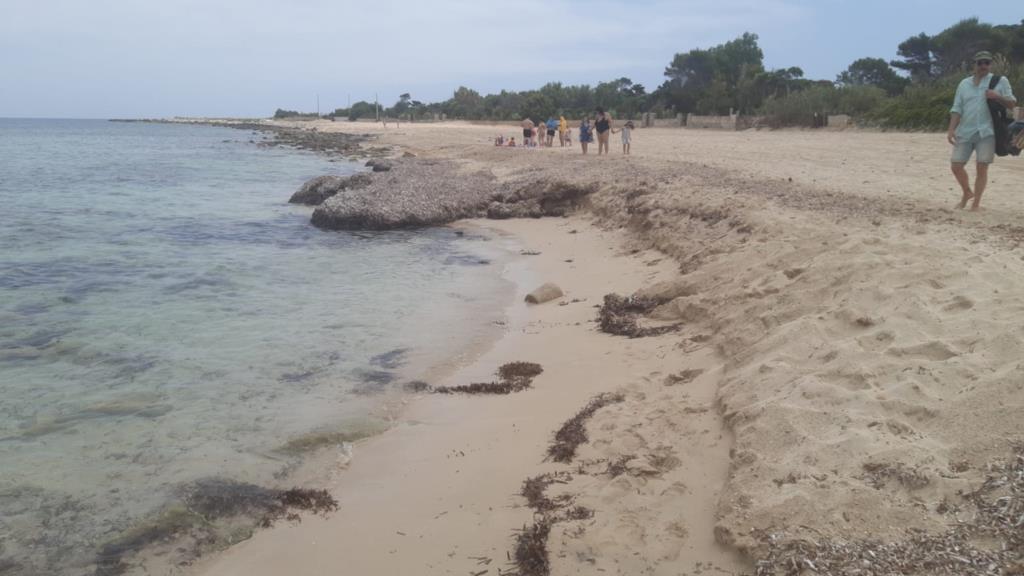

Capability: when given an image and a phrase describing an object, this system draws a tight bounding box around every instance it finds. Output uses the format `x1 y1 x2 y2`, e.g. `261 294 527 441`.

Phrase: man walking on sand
948 50 1016 211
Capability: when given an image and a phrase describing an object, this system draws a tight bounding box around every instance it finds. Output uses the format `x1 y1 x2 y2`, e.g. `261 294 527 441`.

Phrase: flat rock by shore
306 157 598 230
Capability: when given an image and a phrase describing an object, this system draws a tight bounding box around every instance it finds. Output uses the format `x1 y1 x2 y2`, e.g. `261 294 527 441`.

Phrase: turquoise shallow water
0 119 511 574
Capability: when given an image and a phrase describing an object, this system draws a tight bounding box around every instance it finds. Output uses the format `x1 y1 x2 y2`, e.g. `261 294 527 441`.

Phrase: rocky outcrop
486 180 598 219
309 160 600 231
365 159 393 172
311 159 499 230
289 173 373 205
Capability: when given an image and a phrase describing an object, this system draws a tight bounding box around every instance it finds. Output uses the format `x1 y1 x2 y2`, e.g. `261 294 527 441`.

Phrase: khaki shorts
951 134 995 164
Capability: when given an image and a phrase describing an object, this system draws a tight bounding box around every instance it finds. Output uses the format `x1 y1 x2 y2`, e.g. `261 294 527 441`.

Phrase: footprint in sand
942 295 974 311
886 341 959 361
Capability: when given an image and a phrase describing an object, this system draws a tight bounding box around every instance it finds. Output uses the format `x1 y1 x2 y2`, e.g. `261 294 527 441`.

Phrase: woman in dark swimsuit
594 107 612 155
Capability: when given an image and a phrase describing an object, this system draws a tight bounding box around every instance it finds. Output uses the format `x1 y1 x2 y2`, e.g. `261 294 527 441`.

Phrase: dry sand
190 120 1024 575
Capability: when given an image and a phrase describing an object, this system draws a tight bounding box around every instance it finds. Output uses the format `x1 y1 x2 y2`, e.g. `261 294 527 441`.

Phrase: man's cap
974 50 993 62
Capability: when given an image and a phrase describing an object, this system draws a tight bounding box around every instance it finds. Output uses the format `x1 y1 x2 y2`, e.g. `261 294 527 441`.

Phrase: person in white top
947 50 1016 211
613 120 635 155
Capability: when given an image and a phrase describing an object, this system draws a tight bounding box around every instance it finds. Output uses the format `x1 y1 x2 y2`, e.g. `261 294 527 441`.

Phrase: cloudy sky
0 0 1017 118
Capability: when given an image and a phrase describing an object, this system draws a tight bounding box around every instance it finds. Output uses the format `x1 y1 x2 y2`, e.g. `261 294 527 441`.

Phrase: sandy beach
188 120 1024 575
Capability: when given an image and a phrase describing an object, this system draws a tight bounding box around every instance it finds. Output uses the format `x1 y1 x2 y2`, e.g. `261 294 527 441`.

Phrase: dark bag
987 75 1015 157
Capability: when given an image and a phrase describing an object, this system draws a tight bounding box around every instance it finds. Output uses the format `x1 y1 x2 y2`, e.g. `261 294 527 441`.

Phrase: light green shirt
950 73 1016 140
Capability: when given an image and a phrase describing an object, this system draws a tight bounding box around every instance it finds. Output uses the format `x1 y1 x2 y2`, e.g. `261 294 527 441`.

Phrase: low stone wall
828 114 852 128
686 114 737 130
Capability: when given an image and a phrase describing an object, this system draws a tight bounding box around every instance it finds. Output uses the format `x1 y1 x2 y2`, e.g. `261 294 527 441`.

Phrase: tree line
302 17 1023 130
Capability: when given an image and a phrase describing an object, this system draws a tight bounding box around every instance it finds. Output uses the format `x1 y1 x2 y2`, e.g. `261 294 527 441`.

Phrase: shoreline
189 215 751 576
171 118 1024 575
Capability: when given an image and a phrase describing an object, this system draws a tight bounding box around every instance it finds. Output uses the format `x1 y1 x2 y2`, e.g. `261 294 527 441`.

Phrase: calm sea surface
0 119 511 574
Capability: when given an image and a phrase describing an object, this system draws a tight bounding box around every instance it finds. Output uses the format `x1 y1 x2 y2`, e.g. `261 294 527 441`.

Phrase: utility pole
316 93 319 117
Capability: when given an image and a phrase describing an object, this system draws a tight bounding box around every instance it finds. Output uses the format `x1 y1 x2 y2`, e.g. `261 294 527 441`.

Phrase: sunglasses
977 60 992 65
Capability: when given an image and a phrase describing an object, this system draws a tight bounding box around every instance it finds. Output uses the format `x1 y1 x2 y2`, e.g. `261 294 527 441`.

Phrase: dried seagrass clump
433 362 543 395
512 519 552 576
597 293 680 338
547 392 625 463
511 472 594 576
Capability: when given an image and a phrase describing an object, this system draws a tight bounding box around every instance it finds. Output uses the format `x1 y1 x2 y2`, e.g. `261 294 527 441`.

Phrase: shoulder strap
989 75 1001 90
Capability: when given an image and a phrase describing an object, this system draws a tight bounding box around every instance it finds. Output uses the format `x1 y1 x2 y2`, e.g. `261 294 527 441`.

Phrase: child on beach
507 137 516 147
558 115 568 146
612 120 634 155
564 126 572 146
578 119 592 154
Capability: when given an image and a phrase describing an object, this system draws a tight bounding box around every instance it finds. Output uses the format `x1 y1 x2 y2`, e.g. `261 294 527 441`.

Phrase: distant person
564 126 572 146
521 117 535 147
948 50 1016 211
613 120 634 154
545 117 558 147
558 115 568 146
594 107 612 155
578 118 593 154
507 136 517 147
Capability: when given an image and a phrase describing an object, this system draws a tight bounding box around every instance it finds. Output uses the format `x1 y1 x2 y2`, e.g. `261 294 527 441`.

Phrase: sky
0 0 1019 118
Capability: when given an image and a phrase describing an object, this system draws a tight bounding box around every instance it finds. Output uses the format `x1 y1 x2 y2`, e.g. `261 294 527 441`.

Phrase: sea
0 119 513 574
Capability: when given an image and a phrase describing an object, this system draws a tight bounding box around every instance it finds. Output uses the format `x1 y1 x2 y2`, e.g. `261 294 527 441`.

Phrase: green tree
660 32 765 114
931 18 1007 74
519 92 555 122
445 86 483 118
837 58 909 96
345 101 377 121
891 32 937 81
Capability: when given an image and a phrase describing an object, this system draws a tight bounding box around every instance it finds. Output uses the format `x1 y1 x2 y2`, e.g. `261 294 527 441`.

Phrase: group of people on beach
489 51 1020 211
496 107 634 155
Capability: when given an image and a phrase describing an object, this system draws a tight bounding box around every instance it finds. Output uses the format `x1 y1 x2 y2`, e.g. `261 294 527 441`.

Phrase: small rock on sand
525 283 564 304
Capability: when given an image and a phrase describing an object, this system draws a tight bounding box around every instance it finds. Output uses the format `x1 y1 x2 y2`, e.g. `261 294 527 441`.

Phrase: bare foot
969 204 984 212
958 191 974 209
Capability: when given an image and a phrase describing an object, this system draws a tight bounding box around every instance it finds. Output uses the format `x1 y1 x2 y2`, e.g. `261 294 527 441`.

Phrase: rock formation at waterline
309 159 598 231
289 173 373 205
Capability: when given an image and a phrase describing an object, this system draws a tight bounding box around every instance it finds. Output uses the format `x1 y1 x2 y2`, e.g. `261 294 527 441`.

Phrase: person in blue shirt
947 50 1017 211
545 117 558 147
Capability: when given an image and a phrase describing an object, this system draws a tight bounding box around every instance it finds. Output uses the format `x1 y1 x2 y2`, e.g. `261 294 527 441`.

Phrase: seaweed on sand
433 362 543 395
597 293 680 338
512 519 552 576
94 479 338 575
547 392 626 463
510 473 593 576
521 472 573 513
